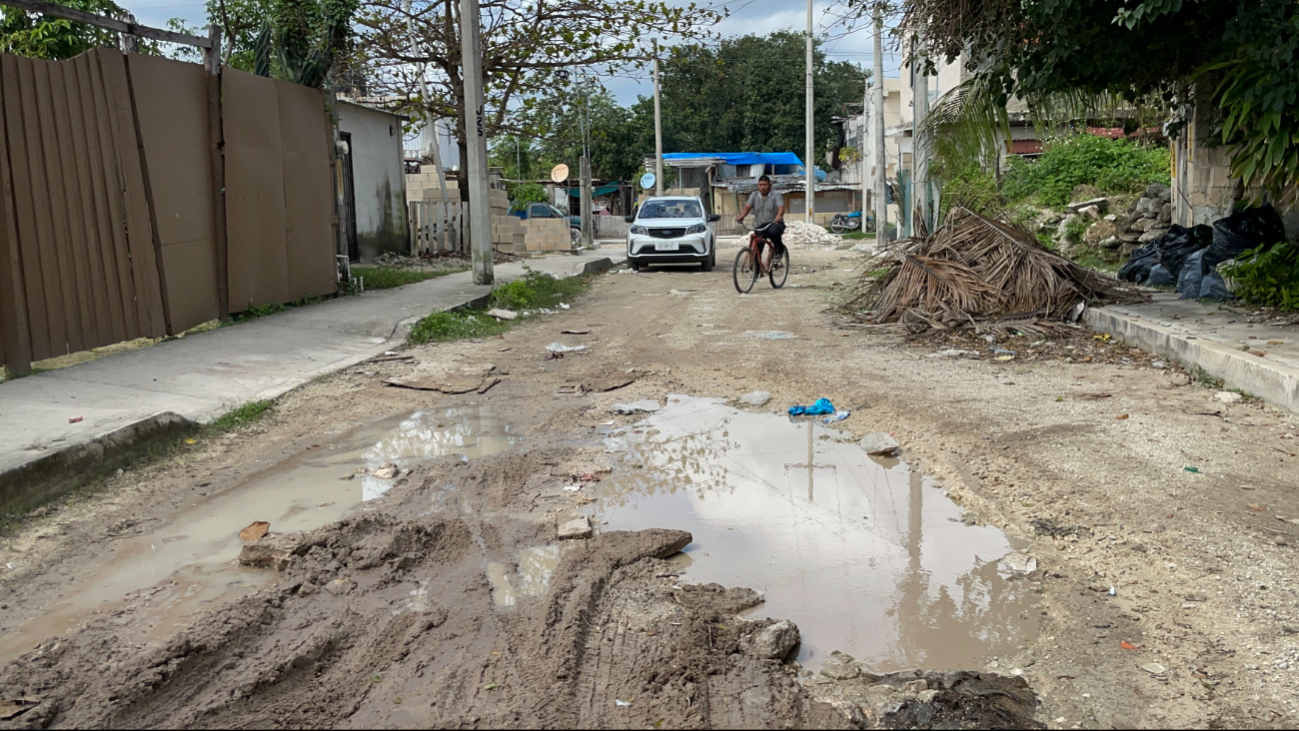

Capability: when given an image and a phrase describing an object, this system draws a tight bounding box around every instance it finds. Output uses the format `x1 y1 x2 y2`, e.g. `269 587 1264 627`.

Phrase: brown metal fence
0 48 338 376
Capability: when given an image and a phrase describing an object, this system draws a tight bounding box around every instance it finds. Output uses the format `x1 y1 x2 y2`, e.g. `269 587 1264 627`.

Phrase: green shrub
350 266 465 290
938 162 1005 220
509 182 548 212
1002 134 1171 207
1063 216 1089 246
1221 245 1299 310
408 311 511 343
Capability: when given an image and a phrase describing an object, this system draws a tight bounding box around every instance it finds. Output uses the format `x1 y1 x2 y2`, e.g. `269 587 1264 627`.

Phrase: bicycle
732 221 790 294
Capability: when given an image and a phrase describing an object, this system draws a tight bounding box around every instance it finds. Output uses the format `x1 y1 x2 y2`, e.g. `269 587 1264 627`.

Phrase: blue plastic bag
789 398 835 416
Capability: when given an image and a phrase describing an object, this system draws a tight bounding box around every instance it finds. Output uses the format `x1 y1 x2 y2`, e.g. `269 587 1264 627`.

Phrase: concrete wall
1171 105 1237 228
595 216 631 240
338 102 409 262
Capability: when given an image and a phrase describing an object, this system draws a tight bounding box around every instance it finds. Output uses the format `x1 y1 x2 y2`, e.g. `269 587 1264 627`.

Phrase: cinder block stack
492 215 526 253
523 218 570 252
406 173 460 202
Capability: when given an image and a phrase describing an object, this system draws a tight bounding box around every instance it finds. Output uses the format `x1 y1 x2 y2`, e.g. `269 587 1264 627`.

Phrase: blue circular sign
640 172 656 190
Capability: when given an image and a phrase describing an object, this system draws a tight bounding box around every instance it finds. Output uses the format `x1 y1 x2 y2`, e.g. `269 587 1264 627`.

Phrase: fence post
203 25 229 321
0 104 30 375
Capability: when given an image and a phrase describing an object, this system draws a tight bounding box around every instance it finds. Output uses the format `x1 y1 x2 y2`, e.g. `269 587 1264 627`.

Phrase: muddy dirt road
0 248 1296 728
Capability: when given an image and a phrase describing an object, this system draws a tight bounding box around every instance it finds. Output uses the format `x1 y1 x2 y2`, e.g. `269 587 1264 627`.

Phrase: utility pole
459 0 493 284
804 0 815 224
580 156 593 247
404 0 453 250
913 44 930 234
653 39 664 197
861 66 869 220
872 7 887 240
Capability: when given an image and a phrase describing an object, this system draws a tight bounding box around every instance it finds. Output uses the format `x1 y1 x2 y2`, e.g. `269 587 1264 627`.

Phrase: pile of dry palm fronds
844 208 1146 335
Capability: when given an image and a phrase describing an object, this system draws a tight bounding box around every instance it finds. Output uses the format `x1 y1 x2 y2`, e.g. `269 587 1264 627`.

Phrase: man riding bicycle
735 175 786 259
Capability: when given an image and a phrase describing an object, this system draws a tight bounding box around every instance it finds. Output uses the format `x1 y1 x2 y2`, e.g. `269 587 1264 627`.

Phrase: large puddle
589 395 1037 671
1 406 518 658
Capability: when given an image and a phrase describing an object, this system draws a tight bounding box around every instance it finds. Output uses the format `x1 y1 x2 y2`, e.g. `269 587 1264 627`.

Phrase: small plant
213 400 272 431
408 311 510 343
1220 244 1299 310
1063 216 1089 246
1189 364 1223 389
938 161 1005 220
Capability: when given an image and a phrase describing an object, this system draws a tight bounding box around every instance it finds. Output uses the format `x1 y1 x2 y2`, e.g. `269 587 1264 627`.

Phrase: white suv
624 196 719 271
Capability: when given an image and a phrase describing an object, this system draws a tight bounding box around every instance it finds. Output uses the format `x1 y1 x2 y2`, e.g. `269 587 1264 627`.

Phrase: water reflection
591 395 1037 670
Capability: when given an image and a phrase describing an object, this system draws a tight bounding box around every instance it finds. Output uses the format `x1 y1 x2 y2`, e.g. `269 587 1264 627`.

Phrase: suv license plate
654 242 679 251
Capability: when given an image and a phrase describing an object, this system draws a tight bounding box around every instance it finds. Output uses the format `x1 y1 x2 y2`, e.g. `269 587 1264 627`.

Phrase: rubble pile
782 220 842 248
846 208 1143 334
1026 183 1173 259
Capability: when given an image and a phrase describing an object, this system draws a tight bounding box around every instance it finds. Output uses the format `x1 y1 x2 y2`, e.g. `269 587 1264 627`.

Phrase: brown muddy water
586 395 1039 672
0 406 518 658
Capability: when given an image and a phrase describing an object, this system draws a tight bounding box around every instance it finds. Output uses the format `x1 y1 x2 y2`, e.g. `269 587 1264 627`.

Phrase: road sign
640 172 655 190
550 164 569 183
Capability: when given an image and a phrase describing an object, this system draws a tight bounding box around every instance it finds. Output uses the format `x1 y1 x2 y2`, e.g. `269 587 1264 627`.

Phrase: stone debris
486 308 518 320
1000 552 1038 575
820 661 859 680
860 432 901 456
741 619 800 660
782 220 843 248
1215 391 1243 404
238 532 302 570
739 391 771 407
558 515 593 540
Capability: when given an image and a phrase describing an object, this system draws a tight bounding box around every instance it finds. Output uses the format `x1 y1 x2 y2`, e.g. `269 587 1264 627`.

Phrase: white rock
1141 662 1167 675
743 619 800 660
485 308 518 320
558 515 592 540
1001 552 1038 575
740 391 771 407
860 432 900 456
1215 391 1243 404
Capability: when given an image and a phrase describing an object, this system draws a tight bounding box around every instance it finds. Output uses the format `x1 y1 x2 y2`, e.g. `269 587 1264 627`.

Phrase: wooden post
203 24 229 321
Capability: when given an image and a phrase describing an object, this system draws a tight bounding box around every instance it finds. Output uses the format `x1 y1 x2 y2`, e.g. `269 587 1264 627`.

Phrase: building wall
338 102 409 262
1171 106 1237 227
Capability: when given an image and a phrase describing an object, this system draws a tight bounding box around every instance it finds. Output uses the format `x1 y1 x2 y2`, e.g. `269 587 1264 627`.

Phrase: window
638 200 702 219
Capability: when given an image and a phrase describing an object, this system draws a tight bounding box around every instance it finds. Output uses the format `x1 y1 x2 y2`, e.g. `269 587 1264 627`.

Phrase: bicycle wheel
733 248 758 294
768 248 790 289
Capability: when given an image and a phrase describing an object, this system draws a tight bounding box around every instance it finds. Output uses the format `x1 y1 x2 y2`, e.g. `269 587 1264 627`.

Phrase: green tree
1 0 126 59
639 31 867 160
206 0 358 86
532 85 648 182
357 0 720 188
894 0 1299 200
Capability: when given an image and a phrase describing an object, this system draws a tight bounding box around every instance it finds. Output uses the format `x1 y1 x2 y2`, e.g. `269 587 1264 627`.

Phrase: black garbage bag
1117 241 1159 283
1199 269 1235 300
1146 264 1176 288
1204 204 1286 270
1157 224 1212 277
1177 249 1207 299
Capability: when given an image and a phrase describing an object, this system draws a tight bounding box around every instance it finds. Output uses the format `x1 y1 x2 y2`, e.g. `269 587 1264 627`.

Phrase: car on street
625 196 720 271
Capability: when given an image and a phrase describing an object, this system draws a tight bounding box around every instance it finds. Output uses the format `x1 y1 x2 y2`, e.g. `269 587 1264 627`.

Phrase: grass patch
212 399 272 431
230 296 329 324
1190 364 1223 389
409 311 512 343
842 231 875 241
409 267 591 345
350 265 466 290
1072 250 1121 273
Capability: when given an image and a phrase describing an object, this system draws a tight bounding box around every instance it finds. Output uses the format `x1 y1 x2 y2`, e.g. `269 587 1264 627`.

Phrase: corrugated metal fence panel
0 50 165 374
222 67 290 311
274 78 336 302
127 53 219 333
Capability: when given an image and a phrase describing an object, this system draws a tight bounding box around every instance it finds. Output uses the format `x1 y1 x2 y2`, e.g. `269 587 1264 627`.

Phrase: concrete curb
0 412 197 519
1085 306 1299 415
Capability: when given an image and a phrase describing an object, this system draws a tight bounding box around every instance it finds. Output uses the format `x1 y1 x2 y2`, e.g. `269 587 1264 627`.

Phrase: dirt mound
0 516 851 728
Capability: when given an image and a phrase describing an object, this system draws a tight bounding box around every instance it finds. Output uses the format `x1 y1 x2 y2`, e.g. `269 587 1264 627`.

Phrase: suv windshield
638 200 702 219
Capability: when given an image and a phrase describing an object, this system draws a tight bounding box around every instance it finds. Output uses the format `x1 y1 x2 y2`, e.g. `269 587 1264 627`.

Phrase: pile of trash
845 208 1142 334
782 220 842 248
1117 204 1285 300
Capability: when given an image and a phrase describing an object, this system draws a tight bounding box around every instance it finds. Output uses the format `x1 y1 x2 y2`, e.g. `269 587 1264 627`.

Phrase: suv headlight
630 225 647 235
686 224 706 235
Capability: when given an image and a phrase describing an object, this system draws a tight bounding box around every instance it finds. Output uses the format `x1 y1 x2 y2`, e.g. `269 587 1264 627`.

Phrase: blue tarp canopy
662 152 804 167
567 184 621 197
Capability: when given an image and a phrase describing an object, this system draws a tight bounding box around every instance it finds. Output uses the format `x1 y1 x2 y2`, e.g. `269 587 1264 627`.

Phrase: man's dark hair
758 175 771 184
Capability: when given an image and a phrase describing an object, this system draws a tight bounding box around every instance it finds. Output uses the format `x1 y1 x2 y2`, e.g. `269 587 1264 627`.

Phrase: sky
126 0 903 106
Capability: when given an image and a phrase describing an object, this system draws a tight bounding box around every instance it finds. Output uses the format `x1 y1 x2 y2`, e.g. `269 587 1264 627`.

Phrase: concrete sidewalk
1086 292 1299 414
0 253 616 499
